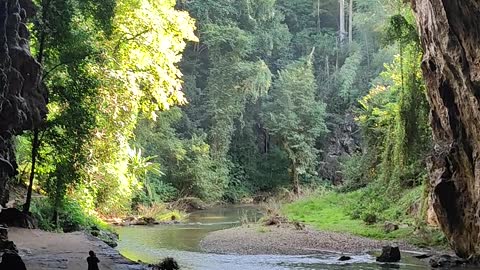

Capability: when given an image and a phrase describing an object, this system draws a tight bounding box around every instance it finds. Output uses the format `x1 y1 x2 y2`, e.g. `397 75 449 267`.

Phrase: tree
20 0 197 219
339 0 346 44
348 0 353 44
412 0 480 259
263 55 327 194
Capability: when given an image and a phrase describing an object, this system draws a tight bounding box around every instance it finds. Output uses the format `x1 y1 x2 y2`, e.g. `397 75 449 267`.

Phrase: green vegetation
10 0 441 242
284 188 446 246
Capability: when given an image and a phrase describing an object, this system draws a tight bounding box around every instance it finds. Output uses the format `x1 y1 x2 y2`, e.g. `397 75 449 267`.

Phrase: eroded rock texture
0 0 47 206
412 0 480 259
318 112 361 184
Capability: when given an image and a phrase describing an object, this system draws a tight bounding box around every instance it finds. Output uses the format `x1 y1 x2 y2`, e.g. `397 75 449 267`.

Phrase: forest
12 0 425 227
1 0 480 268
14 0 430 231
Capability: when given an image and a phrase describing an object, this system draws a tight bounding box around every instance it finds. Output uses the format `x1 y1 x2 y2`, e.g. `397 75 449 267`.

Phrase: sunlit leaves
109 0 198 115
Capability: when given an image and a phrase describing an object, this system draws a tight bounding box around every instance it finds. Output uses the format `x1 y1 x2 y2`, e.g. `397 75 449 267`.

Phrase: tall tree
339 0 346 44
22 0 197 218
412 0 480 259
348 0 353 44
263 55 327 194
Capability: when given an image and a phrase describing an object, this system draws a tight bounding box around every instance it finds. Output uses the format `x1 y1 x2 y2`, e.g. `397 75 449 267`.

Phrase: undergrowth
283 187 447 247
30 197 111 232
135 203 187 221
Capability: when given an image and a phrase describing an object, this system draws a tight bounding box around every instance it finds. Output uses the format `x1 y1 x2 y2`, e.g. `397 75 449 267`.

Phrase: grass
282 189 429 242
136 203 187 222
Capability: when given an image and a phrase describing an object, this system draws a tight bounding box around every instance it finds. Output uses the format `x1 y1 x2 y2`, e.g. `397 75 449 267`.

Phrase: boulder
153 257 179 270
376 246 401 262
429 254 467 268
0 208 37 228
263 214 287 226
0 239 17 252
338 255 351 261
96 230 118 248
0 225 7 240
0 250 27 270
362 213 377 225
383 222 399 233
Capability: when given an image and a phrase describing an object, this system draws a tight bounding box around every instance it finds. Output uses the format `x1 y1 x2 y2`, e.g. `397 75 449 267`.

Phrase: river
116 205 430 270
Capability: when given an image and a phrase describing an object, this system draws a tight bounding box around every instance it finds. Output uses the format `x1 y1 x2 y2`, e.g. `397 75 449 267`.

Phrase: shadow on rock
0 250 27 270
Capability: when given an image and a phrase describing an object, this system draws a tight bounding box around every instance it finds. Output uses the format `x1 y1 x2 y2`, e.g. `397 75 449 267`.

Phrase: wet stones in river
413 253 432 259
90 229 119 248
152 257 179 270
376 246 401 262
338 255 351 261
429 254 467 268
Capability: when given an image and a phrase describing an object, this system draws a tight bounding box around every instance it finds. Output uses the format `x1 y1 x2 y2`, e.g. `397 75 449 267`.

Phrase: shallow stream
116 205 430 270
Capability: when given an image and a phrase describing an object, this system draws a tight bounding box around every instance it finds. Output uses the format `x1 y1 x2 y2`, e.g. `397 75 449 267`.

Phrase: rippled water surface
116 205 430 270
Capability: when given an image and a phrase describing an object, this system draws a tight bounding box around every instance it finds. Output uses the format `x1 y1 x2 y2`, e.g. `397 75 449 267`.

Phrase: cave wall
0 0 47 207
412 0 480 259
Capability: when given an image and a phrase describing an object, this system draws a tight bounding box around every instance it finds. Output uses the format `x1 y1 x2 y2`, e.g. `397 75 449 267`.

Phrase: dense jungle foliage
14 0 432 232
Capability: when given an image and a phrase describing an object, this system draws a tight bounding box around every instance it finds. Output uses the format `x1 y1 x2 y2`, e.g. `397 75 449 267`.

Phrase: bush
30 197 109 232
223 180 252 203
133 174 179 206
30 197 56 231
339 152 377 192
345 185 391 223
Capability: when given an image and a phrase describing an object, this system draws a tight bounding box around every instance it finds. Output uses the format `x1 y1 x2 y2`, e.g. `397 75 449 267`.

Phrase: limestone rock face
412 0 480 259
318 112 361 184
0 0 47 206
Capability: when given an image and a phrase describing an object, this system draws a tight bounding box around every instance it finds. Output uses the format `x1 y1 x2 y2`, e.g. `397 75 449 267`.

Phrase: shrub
30 197 108 232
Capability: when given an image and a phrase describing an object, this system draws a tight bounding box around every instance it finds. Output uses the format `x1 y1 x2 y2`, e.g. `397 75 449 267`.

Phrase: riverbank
200 223 418 255
282 189 446 247
8 228 148 270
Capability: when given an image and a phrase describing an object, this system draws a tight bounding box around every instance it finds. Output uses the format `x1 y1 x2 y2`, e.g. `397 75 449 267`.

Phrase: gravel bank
200 224 415 255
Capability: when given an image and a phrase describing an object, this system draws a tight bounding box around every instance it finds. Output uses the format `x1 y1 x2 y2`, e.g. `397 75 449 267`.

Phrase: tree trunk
24 0 50 214
292 161 300 195
23 128 39 213
339 0 346 44
412 0 480 259
316 0 321 31
348 0 353 44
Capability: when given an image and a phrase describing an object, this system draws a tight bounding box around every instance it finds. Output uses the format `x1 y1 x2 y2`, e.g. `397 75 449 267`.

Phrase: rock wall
318 112 361 184
412 0 480 259
0 0 47 206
